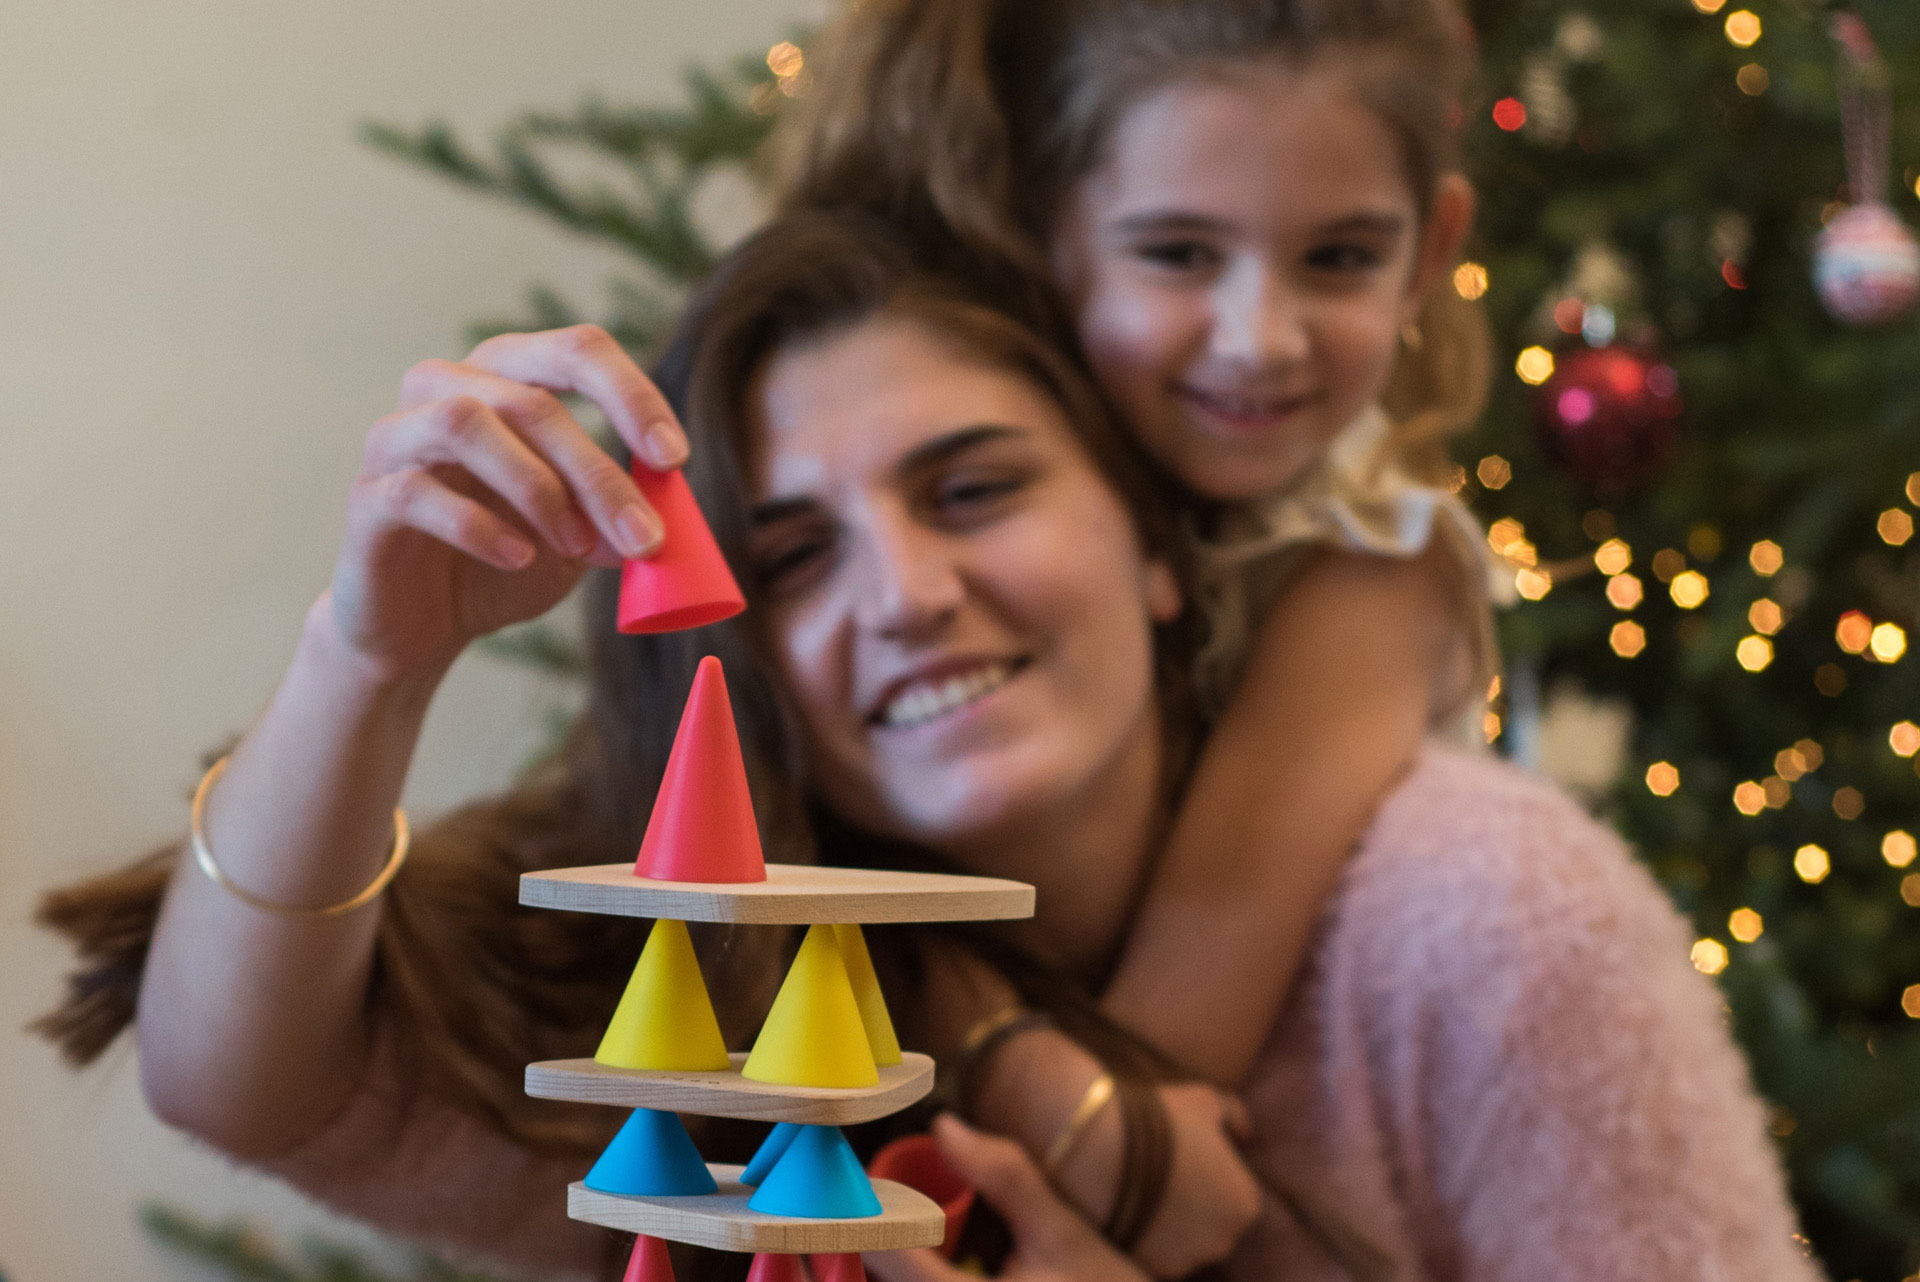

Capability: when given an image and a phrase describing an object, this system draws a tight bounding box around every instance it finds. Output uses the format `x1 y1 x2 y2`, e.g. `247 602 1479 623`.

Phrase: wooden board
567 1168 944 1253
526 1052 935 1125
520 862 1033 924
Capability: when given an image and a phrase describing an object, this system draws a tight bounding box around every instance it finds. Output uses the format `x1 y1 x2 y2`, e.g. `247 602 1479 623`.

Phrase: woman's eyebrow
748 495 819 528
1108 210 1235 236
894 423 1028 476
1316 212 1407 238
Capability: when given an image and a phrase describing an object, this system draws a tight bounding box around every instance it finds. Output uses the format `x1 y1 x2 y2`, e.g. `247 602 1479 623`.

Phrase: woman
39 212 1815 1282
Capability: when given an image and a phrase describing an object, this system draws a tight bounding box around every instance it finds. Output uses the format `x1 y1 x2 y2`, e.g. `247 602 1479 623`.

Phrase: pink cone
634 656 767 883
621 1235 675 1282
616 465 745 634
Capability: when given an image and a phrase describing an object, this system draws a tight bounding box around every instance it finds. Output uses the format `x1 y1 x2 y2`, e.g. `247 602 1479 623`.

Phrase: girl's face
744 314 1180 854
1052 59 1471 501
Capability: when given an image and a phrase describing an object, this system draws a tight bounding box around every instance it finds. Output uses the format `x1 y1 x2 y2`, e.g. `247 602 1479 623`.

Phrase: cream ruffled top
1186 406 1512 742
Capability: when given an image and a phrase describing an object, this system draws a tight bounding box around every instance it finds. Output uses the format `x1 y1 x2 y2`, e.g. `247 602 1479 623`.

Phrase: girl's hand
864 1115 1152 1282
328 325 689 677
1124 1083 1262 1278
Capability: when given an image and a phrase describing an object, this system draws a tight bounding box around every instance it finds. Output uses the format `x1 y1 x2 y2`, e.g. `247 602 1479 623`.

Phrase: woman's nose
1213 266 1308 371
853 511 965 640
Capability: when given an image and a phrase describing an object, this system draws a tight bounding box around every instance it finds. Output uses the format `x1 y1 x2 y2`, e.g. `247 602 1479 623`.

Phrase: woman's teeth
880 662 1015 729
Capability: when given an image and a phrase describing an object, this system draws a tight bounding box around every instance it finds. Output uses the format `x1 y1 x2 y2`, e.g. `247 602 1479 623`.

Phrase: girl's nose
853 510 965 641
1213 266 1308 371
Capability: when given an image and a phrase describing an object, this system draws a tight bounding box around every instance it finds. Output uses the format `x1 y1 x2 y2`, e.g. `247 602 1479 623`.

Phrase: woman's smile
869 654 1031 731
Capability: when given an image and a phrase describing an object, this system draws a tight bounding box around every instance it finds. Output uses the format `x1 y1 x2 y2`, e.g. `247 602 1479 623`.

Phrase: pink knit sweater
257 745 1821 1281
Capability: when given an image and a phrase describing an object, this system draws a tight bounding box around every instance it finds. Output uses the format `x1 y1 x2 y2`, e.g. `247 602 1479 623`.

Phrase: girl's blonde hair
780 0 1493 483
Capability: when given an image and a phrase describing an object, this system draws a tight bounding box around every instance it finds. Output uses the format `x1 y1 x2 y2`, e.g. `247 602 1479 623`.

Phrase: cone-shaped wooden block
635 656 767 884
832 924 901 1067
748 1126 883 1219
595 919 731 1071
741 1121 802 1187
585 1109 718 1197
622 1235 676 1282
742 1254 807 1282
617 465 745 634
743 925 877 1087
809 1255 867 1282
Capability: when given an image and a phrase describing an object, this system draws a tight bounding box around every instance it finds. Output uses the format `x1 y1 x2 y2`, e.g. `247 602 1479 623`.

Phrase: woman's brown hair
35 211 1195 1165
780 0 1494 482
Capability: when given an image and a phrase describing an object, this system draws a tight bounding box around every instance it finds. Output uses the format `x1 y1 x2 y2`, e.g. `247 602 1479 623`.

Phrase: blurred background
6 0 1920 1279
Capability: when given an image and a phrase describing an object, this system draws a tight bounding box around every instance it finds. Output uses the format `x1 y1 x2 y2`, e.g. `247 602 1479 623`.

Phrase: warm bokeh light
1837 611 1873 654
1515 567 1554 601
1607 574 1644 611
1670 570 1710 609
1905 875 1920 908
1748 598 1783 635
766 41 804 78
1488 517 1526 556
1594 538 1633 576
1795 739 1824 770
1870 622 1907 663
1793 844 1830 883
1880 508 1915 546
1890 721 1920 758
1736 635 1774 672
1736 63 1769 95
1483 710 1503 743
1725 10 1761 47
1692 938 1729 975
1883 830 1917 869
1692 0 1726 11
1688 524 1723 561
1454 262 1490 301
1760 776 1791 809
1728 908 1764 943
1651 549 1687 582
1908 472 1920 506
1832 786 1865 821
1516 346 1555 385
1646 761 1681 796
1749 540 1784 575
1815 663 1848 696
1492 97 1528 132
1612 620 1647 658
1775 747 1808 781
1905 985 1920 1019
1732 781 1766 816
1477 455 1512 489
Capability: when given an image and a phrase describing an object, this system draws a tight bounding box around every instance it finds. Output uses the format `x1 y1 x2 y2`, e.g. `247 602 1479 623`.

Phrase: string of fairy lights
1461 4 1920 1023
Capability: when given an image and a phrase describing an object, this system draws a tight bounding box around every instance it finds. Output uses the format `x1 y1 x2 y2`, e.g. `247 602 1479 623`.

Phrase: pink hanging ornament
1814 15 1920 326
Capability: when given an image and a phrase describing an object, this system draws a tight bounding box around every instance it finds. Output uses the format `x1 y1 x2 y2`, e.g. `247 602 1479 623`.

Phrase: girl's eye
752 528 835 593
1306 242 1385 272
1134 239 1221 272
933 470 1024 515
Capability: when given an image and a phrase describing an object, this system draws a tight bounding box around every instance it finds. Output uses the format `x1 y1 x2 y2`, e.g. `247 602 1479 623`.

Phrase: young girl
781 0 1504 1269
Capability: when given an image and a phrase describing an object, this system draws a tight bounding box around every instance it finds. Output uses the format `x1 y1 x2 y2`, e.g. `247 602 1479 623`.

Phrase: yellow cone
832 923 901 1067
595 918 732 1071
742 924 878 1087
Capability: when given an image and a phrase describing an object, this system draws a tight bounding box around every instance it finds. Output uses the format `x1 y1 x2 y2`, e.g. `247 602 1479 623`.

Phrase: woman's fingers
392 358 663 559
347 467 535 571
929 1115 1095 1262
364 395 596 560
465 324 690 471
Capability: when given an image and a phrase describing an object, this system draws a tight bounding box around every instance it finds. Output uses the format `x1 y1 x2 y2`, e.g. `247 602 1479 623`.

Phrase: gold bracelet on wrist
190 754 409 918
1043 1070 1116 1176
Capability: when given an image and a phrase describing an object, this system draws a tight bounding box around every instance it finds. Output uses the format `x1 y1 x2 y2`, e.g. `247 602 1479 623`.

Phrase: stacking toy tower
521 479 1033 1280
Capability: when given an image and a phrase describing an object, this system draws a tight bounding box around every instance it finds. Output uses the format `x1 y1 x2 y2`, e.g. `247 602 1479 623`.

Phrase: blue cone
585 1108 718 1197
747 1125 882 1219
741 1121 802 1187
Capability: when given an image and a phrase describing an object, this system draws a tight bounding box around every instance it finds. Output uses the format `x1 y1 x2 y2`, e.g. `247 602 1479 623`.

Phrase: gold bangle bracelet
191 755 409 918
1044 1070 1116 1175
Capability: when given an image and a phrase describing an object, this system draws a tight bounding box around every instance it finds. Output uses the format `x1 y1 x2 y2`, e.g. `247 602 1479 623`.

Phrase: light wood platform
526 1052 935 1124
521 862 1034 924
567 1167 944 1252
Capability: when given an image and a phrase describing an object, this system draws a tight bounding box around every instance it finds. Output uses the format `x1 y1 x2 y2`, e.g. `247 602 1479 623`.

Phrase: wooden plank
520 862 1033 924
567 1169 944 1253
525 1053 935 1125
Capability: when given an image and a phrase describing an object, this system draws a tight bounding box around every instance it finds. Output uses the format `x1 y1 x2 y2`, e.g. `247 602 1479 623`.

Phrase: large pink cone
742 1255 806 1282
634 656 767 883
621 1236 676 1282
617 464 745 634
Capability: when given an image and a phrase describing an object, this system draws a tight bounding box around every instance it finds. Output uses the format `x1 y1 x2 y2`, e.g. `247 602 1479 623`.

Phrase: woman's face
744 313 1180 853
1051 60 1459 501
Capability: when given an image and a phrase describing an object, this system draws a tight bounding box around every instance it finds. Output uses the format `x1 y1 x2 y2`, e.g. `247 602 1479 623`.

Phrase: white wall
0 2 820 1277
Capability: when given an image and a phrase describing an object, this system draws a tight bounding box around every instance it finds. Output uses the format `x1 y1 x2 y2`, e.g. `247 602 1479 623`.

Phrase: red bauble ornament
1815 203 1920 326
1532 346 1681 492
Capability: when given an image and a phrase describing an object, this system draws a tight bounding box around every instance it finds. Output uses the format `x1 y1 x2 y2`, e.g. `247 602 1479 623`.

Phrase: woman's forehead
747 315 1071 498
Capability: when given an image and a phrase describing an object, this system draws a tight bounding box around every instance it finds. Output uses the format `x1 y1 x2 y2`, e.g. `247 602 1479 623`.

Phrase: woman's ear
1144 559 1183 625
1405 173 1476 317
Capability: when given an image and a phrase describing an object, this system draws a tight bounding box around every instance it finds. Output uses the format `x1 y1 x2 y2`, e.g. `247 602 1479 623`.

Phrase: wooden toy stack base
569 1166 944 1252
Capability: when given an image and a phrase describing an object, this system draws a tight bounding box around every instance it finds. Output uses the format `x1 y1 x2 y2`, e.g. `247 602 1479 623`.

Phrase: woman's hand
1125 1082 1263 1278
329 324 689 677
864 1115 1152 1282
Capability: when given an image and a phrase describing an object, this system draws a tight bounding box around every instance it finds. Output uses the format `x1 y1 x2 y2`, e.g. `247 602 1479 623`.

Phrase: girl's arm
1100 540 1465 1085
136 326 687 1159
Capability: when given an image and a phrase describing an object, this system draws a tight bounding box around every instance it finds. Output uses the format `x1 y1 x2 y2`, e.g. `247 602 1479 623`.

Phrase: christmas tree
365 6 1920 1276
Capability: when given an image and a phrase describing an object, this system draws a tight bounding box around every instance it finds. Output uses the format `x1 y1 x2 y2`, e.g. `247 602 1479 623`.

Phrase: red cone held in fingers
743 1254 807 1282
617 465 745 634
634 656 767 883
621 1235 676 1282
809 1254 867 1282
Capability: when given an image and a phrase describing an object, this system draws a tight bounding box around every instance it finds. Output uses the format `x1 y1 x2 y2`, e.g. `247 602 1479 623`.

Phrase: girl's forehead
1090 62 1414 221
